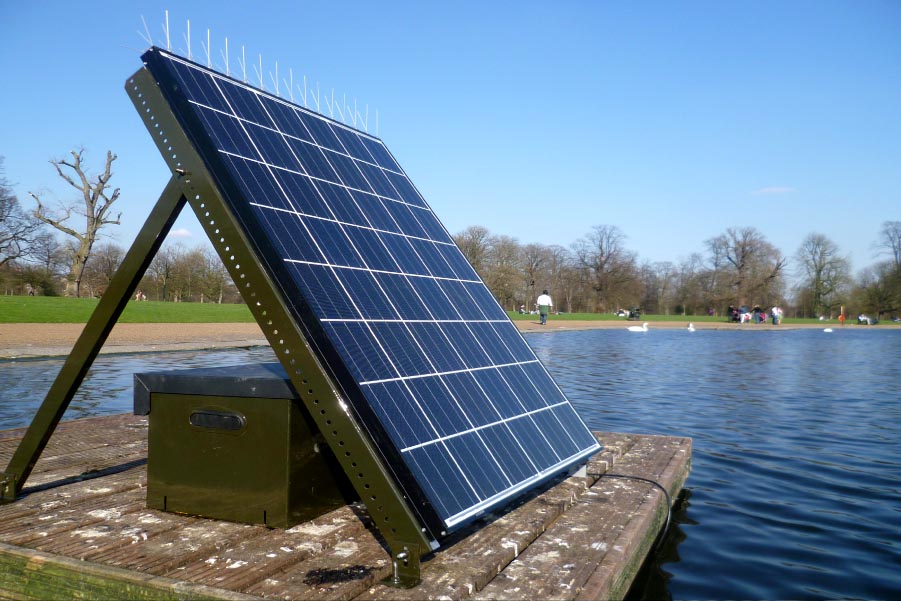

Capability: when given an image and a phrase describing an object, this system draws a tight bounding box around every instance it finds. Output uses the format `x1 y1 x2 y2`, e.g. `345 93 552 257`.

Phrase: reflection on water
1 329 899 599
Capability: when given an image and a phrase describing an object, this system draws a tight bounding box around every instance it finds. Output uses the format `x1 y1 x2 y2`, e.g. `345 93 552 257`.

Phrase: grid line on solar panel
281 261 479 284
227 151 443 248
399 400 573 453
321 318 509 322
175 84 404 175
246 155 568 406
191 96 414 195
250 206 487 312
358 359 540 386
353 344 581 461
441 443 595 527
148 49 601 533
187 96 431 222
248 202 456 248
208 92 470 320
218 147 425 212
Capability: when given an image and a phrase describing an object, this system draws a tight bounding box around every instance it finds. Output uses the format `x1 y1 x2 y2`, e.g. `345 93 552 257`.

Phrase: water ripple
1 330 899 598
530 328 901 599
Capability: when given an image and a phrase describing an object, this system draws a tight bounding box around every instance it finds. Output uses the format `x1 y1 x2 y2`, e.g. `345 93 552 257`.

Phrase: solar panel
136 47 600 539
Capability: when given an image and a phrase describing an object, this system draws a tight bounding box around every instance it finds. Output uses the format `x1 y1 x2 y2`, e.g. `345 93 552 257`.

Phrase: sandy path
0 322 269 359
1 318 886 359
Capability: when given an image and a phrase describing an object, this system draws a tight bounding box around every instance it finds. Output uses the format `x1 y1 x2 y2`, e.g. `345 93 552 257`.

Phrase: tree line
0 152 240 303
454 222 901 320
3 151 900 318
1 231 241 304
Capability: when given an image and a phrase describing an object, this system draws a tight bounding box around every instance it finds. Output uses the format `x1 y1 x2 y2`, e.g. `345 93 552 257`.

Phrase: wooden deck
0 414 690 600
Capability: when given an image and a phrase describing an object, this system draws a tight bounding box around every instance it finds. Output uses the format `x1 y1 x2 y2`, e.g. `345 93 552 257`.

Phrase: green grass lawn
0 295 853 326
0 296 254 323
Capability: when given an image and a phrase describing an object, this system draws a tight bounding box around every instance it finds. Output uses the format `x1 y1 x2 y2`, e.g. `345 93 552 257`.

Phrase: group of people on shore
729 304 783 325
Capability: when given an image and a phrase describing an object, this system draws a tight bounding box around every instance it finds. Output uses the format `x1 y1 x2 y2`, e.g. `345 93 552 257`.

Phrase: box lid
134 362 297 415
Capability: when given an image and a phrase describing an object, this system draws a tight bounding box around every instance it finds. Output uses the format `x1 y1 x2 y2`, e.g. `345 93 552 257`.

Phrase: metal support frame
127 63 433 585
0 63 433 588
1 62 434 585
126 62 433 586
0 178 187 503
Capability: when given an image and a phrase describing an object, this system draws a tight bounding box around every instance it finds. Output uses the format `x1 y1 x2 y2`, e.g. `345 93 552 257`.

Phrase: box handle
189 408 246 431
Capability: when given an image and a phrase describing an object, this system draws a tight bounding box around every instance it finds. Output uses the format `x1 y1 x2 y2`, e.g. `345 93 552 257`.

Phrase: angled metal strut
0 178 186 503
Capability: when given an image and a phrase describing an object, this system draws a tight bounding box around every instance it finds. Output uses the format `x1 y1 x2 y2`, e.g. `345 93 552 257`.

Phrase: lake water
1 328 899 599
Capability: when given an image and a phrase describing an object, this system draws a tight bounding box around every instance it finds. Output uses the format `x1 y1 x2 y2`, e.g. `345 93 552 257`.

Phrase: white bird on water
627 322 649 332
823 328 833 333
687 323 696 332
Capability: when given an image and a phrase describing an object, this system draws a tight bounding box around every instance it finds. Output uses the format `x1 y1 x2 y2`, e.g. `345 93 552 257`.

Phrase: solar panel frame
135 47 600 539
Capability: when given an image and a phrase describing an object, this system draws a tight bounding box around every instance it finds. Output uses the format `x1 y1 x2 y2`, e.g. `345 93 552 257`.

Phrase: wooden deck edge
580 436 692 600
451 434 692 601
0 541 259 601
0 421 692 601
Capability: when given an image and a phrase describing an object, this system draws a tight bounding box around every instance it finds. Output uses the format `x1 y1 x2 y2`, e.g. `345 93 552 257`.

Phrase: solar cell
139 47 600 535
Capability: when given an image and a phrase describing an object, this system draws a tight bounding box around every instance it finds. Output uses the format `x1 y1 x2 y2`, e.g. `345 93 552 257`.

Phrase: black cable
603 474 672 552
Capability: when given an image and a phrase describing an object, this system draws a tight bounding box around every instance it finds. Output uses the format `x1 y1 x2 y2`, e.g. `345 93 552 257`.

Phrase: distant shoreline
1 320 897 359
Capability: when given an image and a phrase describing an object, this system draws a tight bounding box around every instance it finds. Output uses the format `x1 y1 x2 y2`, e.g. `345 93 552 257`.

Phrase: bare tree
853 262 896 318
639 261 676 315
875 220 901 274
29 149 121 297
867 221 901 314
572 225 639 312
705 226 786 307
1 158 44 267
143 244 180 300
18 232 69 296
673 253 707 315
197 247 232 303
81 242 126 297
30 232 67 277
453 225 492 274
794 233 850 318
170 246 206 302
520 243 547 306
545 245 572 310
517 243 576 312
484 234 522 310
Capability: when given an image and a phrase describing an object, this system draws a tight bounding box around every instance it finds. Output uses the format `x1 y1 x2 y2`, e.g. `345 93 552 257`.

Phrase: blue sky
1 1 899 278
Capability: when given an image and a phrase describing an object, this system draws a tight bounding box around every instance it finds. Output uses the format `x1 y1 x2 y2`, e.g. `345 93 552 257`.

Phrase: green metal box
134 363 356 528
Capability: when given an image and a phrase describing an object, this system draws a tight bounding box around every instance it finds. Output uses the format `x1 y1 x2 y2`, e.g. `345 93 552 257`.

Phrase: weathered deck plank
167 505 374 592
475 435 690 600
98 519 269 575
0 414 690 600
0 413 149 488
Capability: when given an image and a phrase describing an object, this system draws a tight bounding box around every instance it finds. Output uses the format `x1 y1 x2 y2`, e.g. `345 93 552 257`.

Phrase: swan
627 322 649 332
823 328 833 333
687 323 696 332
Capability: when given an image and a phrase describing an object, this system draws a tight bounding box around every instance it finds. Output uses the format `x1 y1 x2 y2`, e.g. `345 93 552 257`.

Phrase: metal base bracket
0 471 18 504
381 541 422 588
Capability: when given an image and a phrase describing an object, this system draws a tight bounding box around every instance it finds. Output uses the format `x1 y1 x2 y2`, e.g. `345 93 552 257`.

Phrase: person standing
536 289 553 325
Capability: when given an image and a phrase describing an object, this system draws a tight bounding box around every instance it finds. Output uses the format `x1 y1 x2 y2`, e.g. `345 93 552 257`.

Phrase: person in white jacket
536 290 553 325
